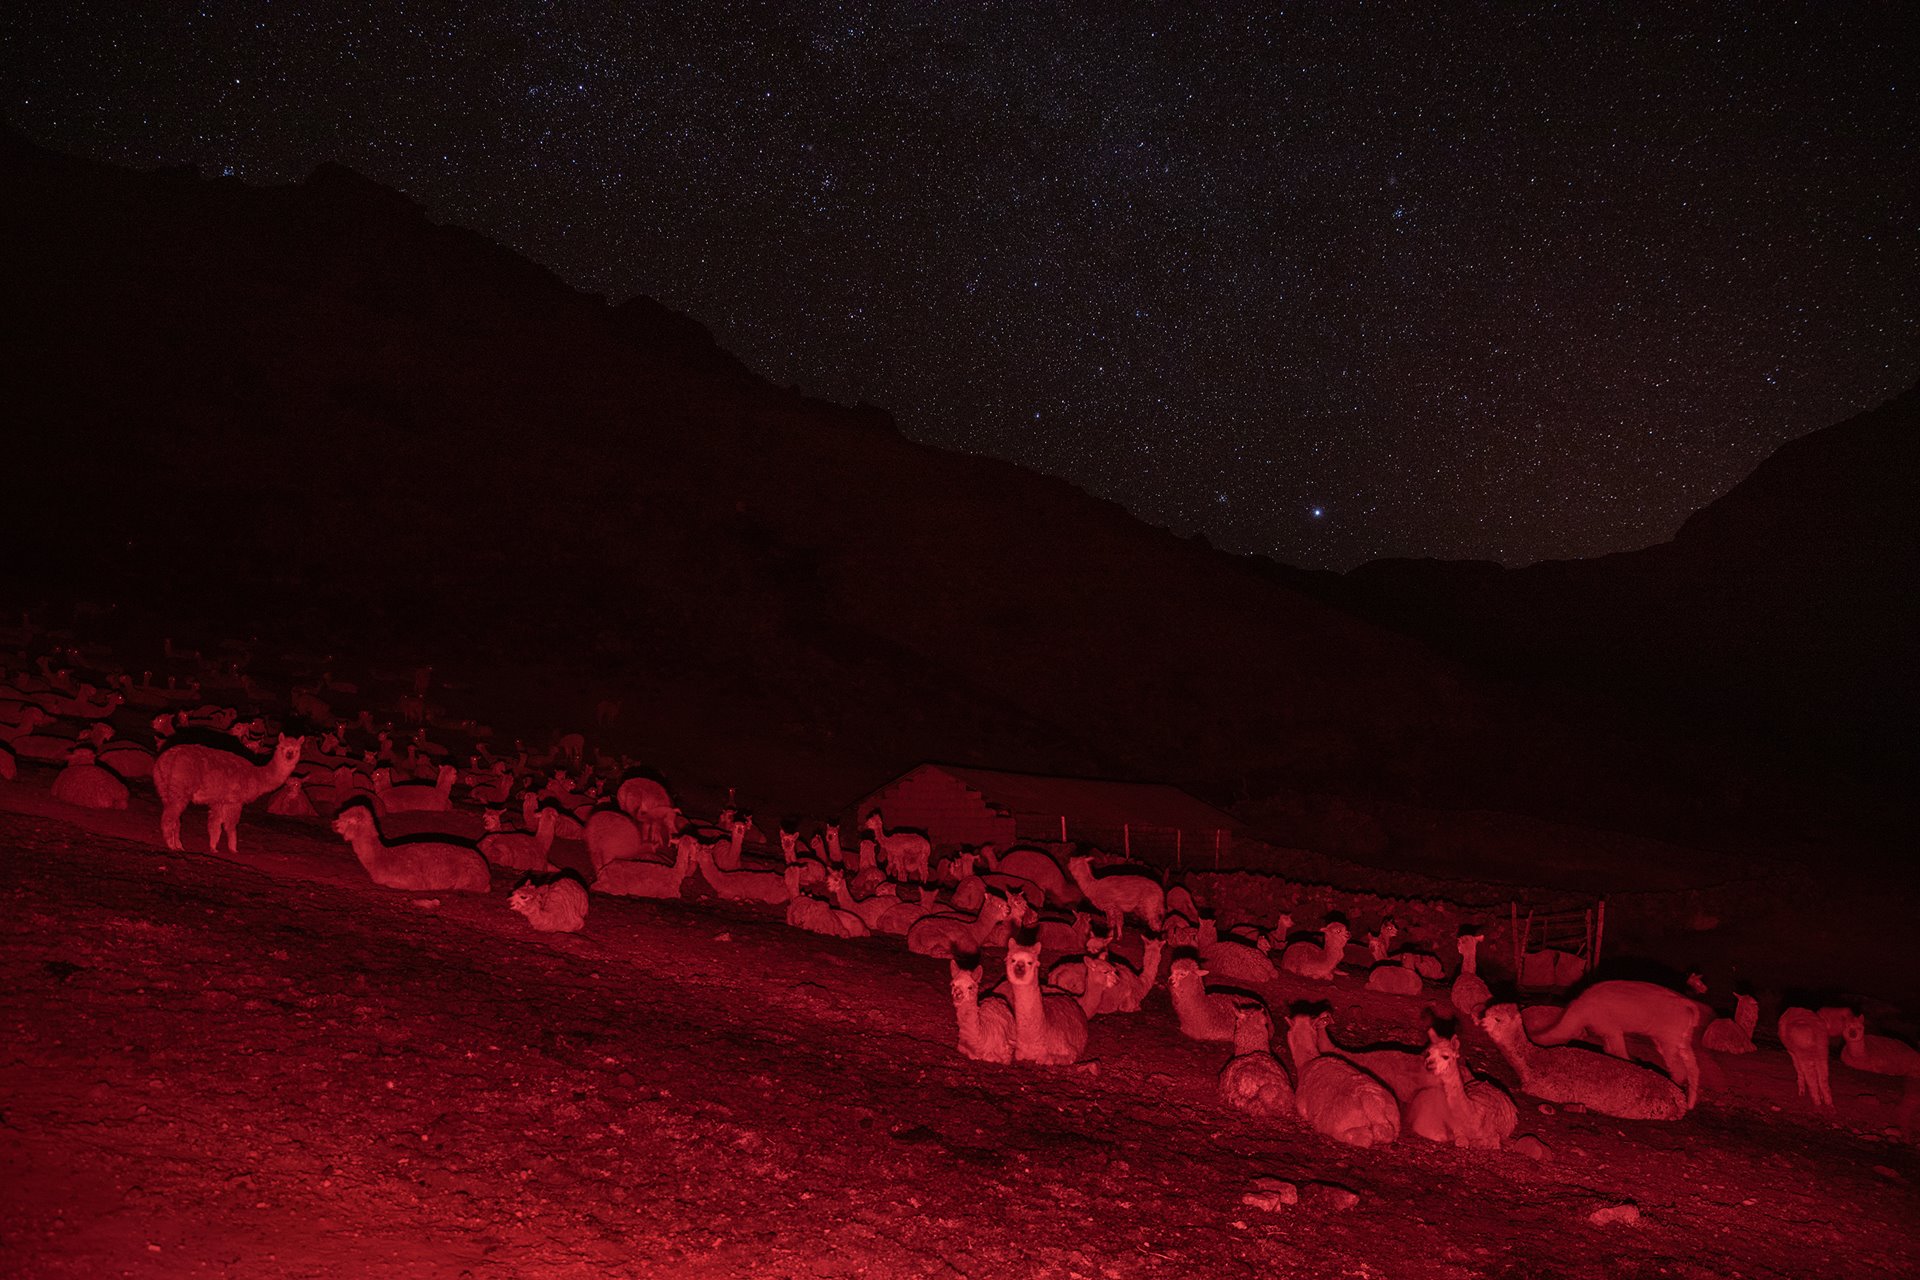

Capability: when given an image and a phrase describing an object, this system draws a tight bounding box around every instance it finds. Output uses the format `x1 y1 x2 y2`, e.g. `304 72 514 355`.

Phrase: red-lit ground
3 782 1915 1280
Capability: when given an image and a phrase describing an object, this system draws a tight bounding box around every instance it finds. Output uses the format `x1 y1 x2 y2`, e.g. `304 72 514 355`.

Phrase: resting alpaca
332 801 489 893
1284 1011 1399 1147
1003 939 1089 1065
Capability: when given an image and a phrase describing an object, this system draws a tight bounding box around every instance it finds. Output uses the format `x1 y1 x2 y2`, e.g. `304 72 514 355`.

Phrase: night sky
6 4 1916 569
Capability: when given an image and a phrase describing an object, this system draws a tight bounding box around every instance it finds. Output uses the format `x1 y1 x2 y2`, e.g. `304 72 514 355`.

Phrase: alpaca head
274 736 305 769
1476 1003 1522 1042
1169 957 1206 987
330 802 376 840
1457 931 1482 958
1840 1011 1866 1048
1424 1030 1463 1079
483 807 505 832
1232 1002 1272 1043
1324 921 1351 947
949 958 983 1003
863 812 883 834
1004 941 1043 988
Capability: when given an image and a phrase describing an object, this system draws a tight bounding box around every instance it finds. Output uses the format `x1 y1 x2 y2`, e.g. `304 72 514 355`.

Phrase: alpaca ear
1427 1027 1443 1044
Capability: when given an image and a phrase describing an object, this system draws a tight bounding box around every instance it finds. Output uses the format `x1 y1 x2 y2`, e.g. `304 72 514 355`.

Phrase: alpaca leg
161 802 186 851
219 804 242 853
1667 1038 1701 1109
1107 909 1124 942
207 808 224 852
1811 1054 1832 1108
1600 1030 1629 1059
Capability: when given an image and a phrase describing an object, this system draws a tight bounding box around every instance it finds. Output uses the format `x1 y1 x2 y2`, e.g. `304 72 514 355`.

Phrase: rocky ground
2 779 1916 1279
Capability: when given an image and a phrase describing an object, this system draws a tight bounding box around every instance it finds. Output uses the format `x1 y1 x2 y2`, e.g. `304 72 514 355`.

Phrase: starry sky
6 3 1916 569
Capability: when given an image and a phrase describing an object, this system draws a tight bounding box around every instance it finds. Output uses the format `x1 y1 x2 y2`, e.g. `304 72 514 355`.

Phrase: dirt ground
3 778 1916 1280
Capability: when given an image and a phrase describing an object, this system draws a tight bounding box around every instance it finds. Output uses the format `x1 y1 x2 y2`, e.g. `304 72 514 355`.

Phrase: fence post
1059 814 1067 842
1511 901 1520 977
1176 828 1183 869
1213 828 1221 869
1123 822 1130 858
1594 899 1606 965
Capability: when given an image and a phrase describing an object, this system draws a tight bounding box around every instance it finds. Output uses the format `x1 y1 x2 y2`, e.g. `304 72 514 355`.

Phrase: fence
1008 816 1232 869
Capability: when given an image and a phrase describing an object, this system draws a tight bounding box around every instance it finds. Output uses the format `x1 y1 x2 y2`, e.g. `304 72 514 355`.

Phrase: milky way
6 4 1915 568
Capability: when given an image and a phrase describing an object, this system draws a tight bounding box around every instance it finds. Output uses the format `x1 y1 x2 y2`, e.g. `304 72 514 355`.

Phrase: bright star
1311 507 1325 518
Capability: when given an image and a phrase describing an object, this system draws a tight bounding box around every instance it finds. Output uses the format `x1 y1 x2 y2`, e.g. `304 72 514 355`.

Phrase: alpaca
825 869 899 930
1367 956 1426 996
874 891 950 936
1218 1003 1296 1118
949 959 1016 1065
1702 994 1760 1055
1530 979 1708 1110
1406 1031 1516 1149
1200 935 1280 986
993 848 1071 905
1003 939 1089 1065
1167 957 1245 1043
594 830 694 898
695 838 790 904
1451 931 1492 1020
863 813 932 884
51 747 129 810
785 867 871 938
372 764 454 814
1367 919 1445 980
1284 1012 1400 1147
331 802 489 893
1164 884 1201 931
481 806 556 873
1280 920 1350 981
908 892 1013 958
0 740 14 781
1103 934 1165 1013
1313 1018 1450 1105
1065 855 1164 940
1476 1003 1686 1121
508 872 590 933
1777 1007 1851 1108
1838 1012 1920 1078
154 734 304 853
1009 898 1092 957
585 809 645 872
95 740 154 780
267 775 318 818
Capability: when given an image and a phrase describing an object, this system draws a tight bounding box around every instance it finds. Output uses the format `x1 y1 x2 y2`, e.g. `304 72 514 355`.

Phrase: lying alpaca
1003 939 1089 1065
585 809 645 872
373 764 454 814
1066 855 1164 940
480 806 556 873
1280 920 1350 981
1218 1003 1295 1118
986 847 1070 904
1167 957 1246 1043
825 869 899 930
1366 957 1426 996
1777 1007 1851 1109
874 890 950 936
1284 1011 1400 1147
1477 1003 1685 1121
949 958 1015 1064
1200 934 1279 986
1053 934 1165 1015
907 891 1012 958
1530 979 1708 1110
1314 1014 1456 1105
267 774 318 817
1701 993 1759 1055
1450 930 1491 1020
331 801 489 893
695 839 790 904
785 868 871 938
51 747 129 810
1406 1031 1516 1149
508 872 589 933
594 830 694 898
154 733 304 853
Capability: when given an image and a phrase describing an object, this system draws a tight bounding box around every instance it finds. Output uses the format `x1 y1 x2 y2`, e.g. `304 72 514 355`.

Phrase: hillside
0 128 1863 856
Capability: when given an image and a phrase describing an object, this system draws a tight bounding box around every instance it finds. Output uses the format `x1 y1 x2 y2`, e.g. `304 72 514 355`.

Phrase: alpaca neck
1069 862 1096 893
1285 1023 1320 1068
1438 1062 1472 1115
1460 946 1479 976
1007 976 1048 1047
953 988 983 1041
1231 1021 1269 1057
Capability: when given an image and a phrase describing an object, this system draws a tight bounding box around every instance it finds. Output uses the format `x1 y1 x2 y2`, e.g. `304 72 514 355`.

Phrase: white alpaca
1367 919 1444 980
1200 933 1279 986
949 959 1015 1064
1166 957 1243 1043
1284 1012 1400 1147
907 892 1013 958
1003 939 1089 1066
1406 1031 1516 1149
1777 1007 1850 1108
594 831 694 898
1280 920 1350 981
585 808 645 872
509 873 589 933
331 802 489 893
1218 1003 1296 1118
785 867 871 938
863 812 931 884
373 764 454 814
1065 855 1164 940
154 734 305 853
1312 1017 1449 1105
1530 980 1708 1110
990 847 1071 905
1477 1003 1685 1121
1451 931 1491 1020
824 869 899 931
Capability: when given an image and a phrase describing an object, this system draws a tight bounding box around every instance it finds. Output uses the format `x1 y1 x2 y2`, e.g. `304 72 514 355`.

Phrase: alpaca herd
4 635 1918 1164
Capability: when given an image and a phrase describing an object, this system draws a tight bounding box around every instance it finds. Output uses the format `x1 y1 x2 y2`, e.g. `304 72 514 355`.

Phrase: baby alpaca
1477 1003 1685 1121
1004 939 1090 1066
1281 920 1350 981
154 734 305 853
332 801 489 893
1406 1031 1517 1149
949 959 1016 1064
1284 1011 1400 1147
1217 1003 1296 1119
509 872 590 933
1066 855 1164 939
1777 1007 1851 1108
1530 979 1708 1110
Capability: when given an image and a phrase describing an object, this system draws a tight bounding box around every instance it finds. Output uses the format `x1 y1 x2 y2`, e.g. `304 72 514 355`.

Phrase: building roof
868 762 1243 833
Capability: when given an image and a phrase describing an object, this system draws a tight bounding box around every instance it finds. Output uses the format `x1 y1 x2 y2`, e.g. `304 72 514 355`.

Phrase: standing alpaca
331 801 490 892
1003 939 1089 1065
1065 855 1164 940
863 813 931 884
1280 920 1350 981
1476 1003 1686 1121
1406 1031 1517 1149
154 734 305 853
594 830 694 898
1218 1003 1296 1118
1284 1012 1400 1147
1777 1007 1851 1108
1530 979 1708 1110
949 958 1015 1064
